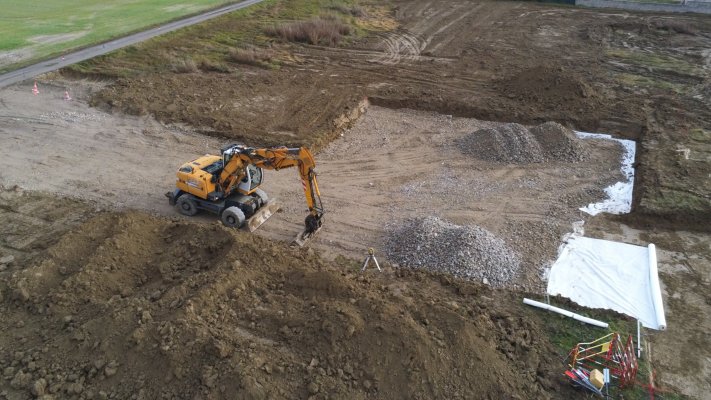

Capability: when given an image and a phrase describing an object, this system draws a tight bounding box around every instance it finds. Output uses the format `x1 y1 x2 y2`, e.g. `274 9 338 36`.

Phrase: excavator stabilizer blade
245 199 280 232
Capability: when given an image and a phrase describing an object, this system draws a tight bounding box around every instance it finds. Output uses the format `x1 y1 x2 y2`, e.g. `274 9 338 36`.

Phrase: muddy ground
1 0 710 399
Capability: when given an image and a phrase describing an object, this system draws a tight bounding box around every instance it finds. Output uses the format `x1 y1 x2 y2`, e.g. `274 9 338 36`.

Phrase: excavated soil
0 198 574 400
495 66 601 116
2 0 711 398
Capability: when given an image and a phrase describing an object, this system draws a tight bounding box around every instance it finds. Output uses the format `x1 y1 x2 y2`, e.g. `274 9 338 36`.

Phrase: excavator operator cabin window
249 165 263 190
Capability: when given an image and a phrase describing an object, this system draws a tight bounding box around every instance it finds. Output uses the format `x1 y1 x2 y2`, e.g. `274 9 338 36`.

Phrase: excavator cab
238 164 263 194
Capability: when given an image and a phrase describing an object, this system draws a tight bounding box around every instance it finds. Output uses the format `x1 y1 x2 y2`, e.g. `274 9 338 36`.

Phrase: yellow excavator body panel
175 155 222 199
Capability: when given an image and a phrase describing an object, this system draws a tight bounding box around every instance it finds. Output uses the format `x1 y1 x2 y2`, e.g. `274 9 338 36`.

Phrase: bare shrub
265 17 351 46
228 46 274 67
170 58 198 73
197 58 231 73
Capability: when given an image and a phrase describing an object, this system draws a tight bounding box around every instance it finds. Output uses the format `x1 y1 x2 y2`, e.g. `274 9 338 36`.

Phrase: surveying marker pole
361 248 381 273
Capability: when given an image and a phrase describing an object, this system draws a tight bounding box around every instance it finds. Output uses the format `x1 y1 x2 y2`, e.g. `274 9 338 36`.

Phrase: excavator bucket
291 215 323 247
245 199 281 232
292 227 321 247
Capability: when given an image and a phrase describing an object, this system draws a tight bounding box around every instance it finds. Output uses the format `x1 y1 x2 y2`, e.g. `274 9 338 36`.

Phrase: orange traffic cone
32 81 39 95
64 91 72 101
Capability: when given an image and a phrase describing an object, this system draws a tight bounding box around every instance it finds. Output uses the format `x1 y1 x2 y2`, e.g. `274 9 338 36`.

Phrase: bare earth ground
0 82 221 213
0 83 623 291
84 1 711 224
1 0 711 399
258 105 624 292
0 190 577 400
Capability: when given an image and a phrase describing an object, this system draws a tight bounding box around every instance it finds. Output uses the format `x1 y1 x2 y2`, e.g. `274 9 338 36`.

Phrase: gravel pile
530 121 588 162
384 216 521 286
457 123 544 163
457 122 588 164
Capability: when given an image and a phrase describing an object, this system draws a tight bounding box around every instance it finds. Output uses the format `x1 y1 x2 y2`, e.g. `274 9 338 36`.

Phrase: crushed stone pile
385 216 521 286
457 123 544 163
530 121 588 162
457 121 588 164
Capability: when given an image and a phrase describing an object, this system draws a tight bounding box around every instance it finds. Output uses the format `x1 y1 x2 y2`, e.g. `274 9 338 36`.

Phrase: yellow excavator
166 144 324 246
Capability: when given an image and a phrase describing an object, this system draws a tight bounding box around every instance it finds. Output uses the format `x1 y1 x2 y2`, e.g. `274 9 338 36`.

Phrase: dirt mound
457 122 588 164
0 211 570 399
90 72 366 151
457 123 545 163
498 65 599 106
384 216 521 286
530 122 589 162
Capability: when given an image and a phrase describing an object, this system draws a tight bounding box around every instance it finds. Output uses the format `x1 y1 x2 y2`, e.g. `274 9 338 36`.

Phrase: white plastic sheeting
547 236 666 330
576 132 636 215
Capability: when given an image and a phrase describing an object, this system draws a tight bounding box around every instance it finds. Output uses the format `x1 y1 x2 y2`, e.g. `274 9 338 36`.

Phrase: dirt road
0 81 221 212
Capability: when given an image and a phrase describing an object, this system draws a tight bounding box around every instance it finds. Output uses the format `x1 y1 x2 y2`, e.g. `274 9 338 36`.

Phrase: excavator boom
223 145 325 244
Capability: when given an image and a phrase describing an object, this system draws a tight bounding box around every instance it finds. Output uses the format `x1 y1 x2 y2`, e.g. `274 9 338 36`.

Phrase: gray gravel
384 216 521 286
457 123 544 163
530 122 588 162
456 122 588 164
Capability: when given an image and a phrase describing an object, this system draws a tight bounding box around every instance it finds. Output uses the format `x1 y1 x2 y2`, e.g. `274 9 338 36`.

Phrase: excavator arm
220 145 324 240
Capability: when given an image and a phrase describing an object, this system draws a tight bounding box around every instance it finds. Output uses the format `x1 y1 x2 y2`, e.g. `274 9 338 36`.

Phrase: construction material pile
457 121 588 164
530 122 589 162
385 216 521 286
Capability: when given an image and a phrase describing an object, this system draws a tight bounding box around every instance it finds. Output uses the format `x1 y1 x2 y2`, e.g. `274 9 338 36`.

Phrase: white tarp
575 132 636 216
547 236 666 330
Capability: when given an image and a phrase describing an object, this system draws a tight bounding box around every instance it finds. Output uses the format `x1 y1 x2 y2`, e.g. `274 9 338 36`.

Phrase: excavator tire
221 206 245 228
176 195 198 216
254 188 269 207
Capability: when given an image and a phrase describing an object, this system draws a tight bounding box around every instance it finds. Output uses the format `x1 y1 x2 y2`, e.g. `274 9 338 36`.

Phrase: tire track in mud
369 32 424 65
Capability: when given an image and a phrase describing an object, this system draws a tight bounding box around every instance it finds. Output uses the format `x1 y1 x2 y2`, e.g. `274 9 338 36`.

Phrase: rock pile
384 216 521 286
457 123 544 163
530 121 588 162
457 121 588 164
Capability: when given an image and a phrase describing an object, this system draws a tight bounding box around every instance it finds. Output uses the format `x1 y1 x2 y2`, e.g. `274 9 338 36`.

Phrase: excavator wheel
176 195 198 216
221 206 246 228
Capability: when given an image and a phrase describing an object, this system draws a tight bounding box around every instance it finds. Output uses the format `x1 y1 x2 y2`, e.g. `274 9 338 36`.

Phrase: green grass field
0 0 236 70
